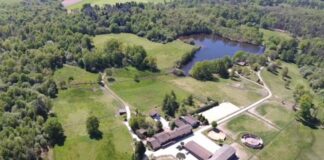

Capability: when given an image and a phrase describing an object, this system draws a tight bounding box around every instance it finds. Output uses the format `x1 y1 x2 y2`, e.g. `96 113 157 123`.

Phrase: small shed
181 115 200 128
118 108 127 115
174 118 186 128
135 129 147 139
149 110 159 118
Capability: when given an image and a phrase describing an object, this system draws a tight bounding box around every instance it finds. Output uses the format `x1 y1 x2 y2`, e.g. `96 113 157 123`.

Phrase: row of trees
82 39 158 72
76 0 324 45
190 52 268 81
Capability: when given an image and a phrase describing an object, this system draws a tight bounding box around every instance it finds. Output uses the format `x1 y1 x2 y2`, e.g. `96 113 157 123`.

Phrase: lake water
180 34 265 75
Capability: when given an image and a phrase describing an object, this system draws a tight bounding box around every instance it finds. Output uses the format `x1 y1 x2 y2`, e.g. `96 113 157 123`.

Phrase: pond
180 34 265 75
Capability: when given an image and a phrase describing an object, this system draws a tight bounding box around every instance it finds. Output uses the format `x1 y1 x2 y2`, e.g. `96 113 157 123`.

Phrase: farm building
118 108 127 115
174 118 186 128
147 125 193 150
135 129 147 139
181 115 200 128
209 144 236 160
184 141 213 160
149 110 160 118
184 141 236 160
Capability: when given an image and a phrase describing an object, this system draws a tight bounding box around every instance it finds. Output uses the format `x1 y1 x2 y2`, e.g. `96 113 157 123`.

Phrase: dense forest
0 0 323 159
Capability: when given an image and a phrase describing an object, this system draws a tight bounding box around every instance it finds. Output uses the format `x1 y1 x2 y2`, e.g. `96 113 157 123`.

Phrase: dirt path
218 67 273 124
101 73 140 141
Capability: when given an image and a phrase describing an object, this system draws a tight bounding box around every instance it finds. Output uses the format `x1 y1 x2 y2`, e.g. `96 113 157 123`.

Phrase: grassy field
67 0 168 10
109 67 191 112
171 77 265 107
256 121 324 160
93 33 196 70
261 61 311 101
256 102 294 128
52 66 132 160
226 114 278 145
53 65 98 84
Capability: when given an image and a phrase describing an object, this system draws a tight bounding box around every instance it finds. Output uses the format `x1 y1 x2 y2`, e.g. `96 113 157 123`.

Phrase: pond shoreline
177 34 265 75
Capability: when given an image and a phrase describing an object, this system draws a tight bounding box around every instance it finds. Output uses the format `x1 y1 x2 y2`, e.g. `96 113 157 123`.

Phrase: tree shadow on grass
90 130 103 140
299 118 321 129
56 135 66 146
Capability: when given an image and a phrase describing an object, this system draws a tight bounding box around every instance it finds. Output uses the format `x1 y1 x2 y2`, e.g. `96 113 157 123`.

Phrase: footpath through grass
261 61 311 101
225 61 324 160
93 33 196 70
256 102 294 128
226 114 278 145
52 66 132 160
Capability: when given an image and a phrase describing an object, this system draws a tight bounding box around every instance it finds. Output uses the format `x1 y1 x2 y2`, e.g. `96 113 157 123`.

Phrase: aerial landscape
0 0 324 160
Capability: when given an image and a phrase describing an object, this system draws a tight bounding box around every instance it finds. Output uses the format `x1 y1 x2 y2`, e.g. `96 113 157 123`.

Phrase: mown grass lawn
93 33 196 70
171 77 265 107
261 61 311 101
109 67 191 112
256 102 295 128
67 0 168 10
52 67 132 160
226 114 278 145
256 121 324 160
53 65 98 84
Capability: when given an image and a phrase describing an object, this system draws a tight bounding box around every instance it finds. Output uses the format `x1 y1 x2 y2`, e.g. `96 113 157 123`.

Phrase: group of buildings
120 108 237 160
184 141 236 160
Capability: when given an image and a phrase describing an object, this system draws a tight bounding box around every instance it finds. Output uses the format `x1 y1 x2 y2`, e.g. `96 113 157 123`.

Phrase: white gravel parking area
201 102 240 123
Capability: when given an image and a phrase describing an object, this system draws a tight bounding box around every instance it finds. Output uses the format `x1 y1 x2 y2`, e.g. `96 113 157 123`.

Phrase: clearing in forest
52 66 132 160
93 33 196 70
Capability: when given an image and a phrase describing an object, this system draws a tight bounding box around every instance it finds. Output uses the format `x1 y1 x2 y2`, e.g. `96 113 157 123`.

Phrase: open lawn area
53 65 98 84
225 114 278 145
108 67 191 112
52 67 132 160
93 33 196 70
66 0 168 9
171 77 266 107
256 102 295 128
261 61 311 101
256 121 324 160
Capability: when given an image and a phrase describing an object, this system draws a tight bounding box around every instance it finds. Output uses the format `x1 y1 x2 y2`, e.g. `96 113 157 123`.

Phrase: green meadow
261 61 311 101
93 33 196 70
52 66 132 160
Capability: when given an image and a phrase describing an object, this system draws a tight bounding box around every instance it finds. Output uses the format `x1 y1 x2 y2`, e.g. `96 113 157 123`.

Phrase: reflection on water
179 34 265 75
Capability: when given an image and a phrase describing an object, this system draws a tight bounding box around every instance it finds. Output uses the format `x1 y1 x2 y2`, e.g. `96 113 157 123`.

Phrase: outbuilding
118 108 127 115
181 115 200 128
184 141 212 160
